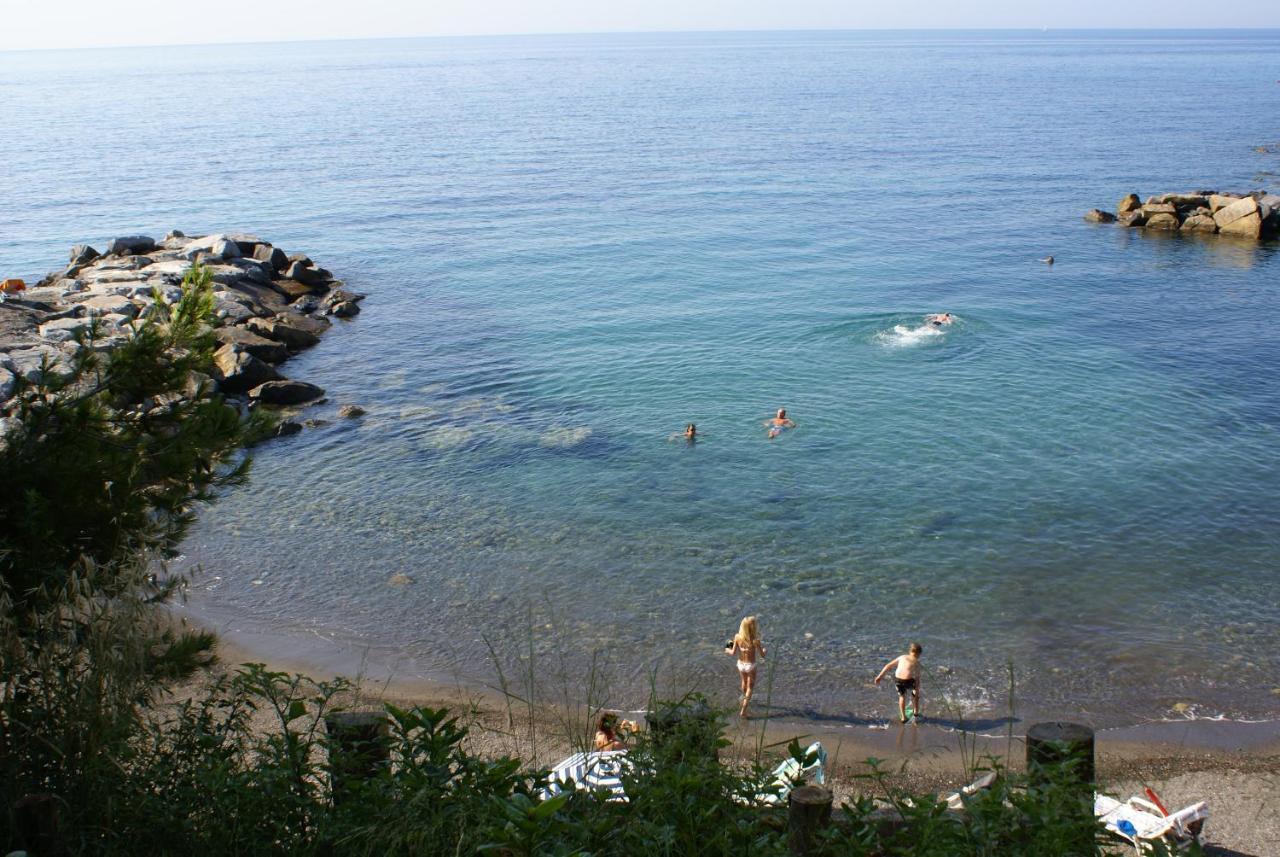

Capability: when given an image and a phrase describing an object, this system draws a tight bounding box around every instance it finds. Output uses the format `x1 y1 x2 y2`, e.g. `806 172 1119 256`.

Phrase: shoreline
178 603 1280 758
182 611 1280 854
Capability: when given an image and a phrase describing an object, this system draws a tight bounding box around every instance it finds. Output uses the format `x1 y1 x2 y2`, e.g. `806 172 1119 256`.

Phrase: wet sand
179 615 1280 856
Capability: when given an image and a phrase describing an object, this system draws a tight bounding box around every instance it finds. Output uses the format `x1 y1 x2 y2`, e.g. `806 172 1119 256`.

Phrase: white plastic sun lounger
943 770 998 811
1095 794 1208 854
752 741 827 805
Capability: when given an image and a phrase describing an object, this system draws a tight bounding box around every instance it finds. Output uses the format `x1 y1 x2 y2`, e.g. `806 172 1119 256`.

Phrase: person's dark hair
597 713 618 737
909 642 922 655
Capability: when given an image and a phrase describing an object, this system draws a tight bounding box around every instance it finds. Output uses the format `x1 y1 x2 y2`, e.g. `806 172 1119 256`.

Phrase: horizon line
3 25 1280 56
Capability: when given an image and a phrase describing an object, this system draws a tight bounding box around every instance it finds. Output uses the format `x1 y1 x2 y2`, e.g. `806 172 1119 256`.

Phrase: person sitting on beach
764 409 796 439
594 713 637 751
726 616 767 717
874 642 923 723
927 313 954 326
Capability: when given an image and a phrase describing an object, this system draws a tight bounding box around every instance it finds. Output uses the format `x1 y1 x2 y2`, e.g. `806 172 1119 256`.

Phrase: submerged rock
338 404 366 418
1083 209 1115 223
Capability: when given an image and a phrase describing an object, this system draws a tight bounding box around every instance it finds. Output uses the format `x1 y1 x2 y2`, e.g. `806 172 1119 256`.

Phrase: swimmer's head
685 423 696 437
777 409 787 419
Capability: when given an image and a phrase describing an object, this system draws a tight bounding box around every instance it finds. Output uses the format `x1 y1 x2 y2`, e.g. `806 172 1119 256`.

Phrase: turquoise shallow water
3 31 1279 726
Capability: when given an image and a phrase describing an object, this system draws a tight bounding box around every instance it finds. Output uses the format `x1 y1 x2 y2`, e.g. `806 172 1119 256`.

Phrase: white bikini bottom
737 661 756 675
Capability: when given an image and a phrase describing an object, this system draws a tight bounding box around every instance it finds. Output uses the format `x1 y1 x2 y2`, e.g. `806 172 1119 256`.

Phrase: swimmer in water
765 408 796 438
926 313 954 327
669 423 698 443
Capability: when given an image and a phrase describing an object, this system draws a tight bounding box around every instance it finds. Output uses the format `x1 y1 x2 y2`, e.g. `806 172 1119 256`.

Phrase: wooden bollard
1026 721 1095 788
13 793 67 857
324 710 390 802
787 785 833 856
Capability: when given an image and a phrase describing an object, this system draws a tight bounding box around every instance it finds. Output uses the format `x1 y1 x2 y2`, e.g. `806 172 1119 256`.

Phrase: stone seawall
1084 190 1280 239
0 231 363 422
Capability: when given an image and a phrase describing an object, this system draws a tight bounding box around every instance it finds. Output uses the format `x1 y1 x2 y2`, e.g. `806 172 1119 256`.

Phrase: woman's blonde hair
736 615 759 645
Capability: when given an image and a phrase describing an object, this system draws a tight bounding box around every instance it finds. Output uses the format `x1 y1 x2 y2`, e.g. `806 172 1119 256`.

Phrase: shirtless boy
874 642 923 723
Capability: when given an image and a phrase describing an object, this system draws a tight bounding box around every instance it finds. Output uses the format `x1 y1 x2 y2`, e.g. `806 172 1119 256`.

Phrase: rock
388 573 412 586
1153 193 1208 209
1180 213 1218 233
1083 209 1116 223
276 312 330 336
1209 193 1242 212
214 298 257 324
273 278 321 300
7 346 70 383
330 300 360 318
323 288 366 308
1214 196 1262 238
303 418 331 428
338 404 365 418
0 367 14 401
1141 202 1177 216
182 234 242 261
248 379 325 405
37 316 92 342
1219 212 1263 238
1144 212 1181 230
1118 209 1146 227
272 419 303 437
213 326 289 363
228 257 274 285
69 244 100 266
245 317 321 349
252 243 290 273
226 233 266 255
1117 194 1142 214
284 261 325 287
106 235 156 256
287 253 313 267
82 294 138 318
211 343 283 394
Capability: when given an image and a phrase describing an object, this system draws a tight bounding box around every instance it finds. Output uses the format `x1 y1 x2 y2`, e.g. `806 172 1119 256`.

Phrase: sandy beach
183 617 1280 857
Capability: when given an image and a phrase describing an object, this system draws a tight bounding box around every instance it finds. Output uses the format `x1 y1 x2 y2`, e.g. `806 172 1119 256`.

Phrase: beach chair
542 750 632 802
1095 793 1207 855
942 770 998 811
752 741 827 805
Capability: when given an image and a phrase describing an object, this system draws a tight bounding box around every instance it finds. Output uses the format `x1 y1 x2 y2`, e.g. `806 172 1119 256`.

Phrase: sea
3 30 1279 730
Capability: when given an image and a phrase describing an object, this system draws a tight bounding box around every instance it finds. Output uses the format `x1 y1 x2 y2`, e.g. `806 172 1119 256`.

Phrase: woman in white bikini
726 616 767 718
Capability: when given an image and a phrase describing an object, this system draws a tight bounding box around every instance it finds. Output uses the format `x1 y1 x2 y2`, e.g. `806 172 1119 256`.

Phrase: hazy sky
3 0 1278 51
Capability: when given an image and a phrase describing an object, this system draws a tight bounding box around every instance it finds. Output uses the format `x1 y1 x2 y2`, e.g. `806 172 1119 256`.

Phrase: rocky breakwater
1084 190 1280 239
0 231 364 421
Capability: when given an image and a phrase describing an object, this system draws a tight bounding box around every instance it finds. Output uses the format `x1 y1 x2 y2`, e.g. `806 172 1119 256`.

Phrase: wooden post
324 710 390 802
787 785 833 856
1026 721 1095 788
13 793 67 857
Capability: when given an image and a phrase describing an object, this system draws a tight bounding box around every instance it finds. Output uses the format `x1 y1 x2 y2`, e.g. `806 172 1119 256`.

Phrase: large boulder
213 326 289 363
1209 193 1242 212
245 316 321 349
1214 196 1262 237
82 294 138 318
228 257 274 285
69 244 100 266
1153 193 1208 209
1140 202 1177 216
38 316 92 343
211 343 283 394
0 366 14 401
273 279 322 300
248 379 325 405
182 234 243 261
1144 212 1181 230
284 261 326 287
226 233 266 255
1118 209 1147 227
330 301 360 318
1180 213 1218 233
1117 194 1142 214
106 235 156 256
1083 209 1116 223
6 346 71 383
252 243 290 273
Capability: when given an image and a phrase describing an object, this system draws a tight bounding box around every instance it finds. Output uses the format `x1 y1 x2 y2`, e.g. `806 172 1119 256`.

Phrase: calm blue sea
3 30 1279 727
